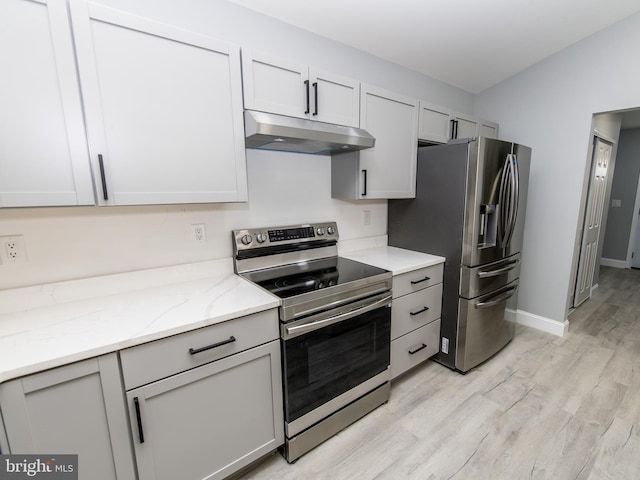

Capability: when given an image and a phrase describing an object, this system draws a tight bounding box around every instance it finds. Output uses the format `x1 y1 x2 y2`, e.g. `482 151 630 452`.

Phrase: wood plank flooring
238 266 640 479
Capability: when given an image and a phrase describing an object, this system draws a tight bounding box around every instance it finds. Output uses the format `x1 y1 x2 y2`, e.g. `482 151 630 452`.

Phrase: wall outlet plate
0 235 27 264
191 224 206 244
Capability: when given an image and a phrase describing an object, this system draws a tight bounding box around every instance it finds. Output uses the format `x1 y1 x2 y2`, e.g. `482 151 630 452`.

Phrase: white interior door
574 136 613 307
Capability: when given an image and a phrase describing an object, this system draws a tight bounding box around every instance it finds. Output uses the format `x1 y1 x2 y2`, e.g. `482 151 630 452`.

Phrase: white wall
474 12 640 324
0 0 477 290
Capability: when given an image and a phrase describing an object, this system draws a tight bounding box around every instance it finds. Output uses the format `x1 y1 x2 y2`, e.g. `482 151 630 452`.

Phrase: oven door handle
285 294 392 337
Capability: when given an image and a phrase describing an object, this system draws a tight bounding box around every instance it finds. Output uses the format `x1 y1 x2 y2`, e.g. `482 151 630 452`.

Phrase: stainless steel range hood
244 110 375 155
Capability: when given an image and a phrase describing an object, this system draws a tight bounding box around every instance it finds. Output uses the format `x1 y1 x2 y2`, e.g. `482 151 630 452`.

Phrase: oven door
281 292 391 436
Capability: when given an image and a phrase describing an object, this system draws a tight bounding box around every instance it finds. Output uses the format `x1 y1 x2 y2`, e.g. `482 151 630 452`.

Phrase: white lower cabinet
120 310 284 480
0 354 136 479
390 264 444 379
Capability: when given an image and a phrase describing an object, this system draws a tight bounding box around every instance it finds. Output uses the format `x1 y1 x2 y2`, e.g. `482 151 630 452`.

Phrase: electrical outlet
0 235 27 264
191 224 206 244
363 209 371 226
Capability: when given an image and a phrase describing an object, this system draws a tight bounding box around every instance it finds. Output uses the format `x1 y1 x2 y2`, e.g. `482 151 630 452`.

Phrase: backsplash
0 150 387 290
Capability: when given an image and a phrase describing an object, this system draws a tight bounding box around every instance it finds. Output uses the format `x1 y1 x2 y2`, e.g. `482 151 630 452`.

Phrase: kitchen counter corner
341 246 445 275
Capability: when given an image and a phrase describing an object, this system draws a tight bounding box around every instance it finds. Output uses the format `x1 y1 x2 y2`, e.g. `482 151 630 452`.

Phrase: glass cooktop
242 257 390 299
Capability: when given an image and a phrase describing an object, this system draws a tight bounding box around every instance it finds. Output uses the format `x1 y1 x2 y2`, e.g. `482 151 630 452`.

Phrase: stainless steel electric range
232 222 392 462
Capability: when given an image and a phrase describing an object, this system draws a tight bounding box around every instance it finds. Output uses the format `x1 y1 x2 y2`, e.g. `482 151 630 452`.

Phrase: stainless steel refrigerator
388 137 531 372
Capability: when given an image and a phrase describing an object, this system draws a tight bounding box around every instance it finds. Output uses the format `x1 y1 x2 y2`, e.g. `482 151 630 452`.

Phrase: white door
574 137 613 307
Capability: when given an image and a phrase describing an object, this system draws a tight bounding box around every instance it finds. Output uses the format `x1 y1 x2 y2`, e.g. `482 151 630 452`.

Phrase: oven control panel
233 222 339 252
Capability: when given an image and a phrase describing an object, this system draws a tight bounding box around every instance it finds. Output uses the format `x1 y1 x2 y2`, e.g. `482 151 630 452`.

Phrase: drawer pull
408 343 428 355
133 397 144 443
189 336 236 355
410 306 429 316
410 276 431 285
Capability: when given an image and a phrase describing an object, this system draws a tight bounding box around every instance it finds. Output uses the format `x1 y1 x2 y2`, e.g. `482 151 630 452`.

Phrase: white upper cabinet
332 85 418 199
418 100 500 143
450 112 499 140
242 49 360 127
450 112 478 140
0 0 94 207
417 101 452 144
477 119 499 139
70 0 247 205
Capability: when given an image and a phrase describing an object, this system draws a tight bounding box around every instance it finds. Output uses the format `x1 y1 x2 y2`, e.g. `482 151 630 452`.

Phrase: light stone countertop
0 244 444 384
0 259 279 383
341 246 445 276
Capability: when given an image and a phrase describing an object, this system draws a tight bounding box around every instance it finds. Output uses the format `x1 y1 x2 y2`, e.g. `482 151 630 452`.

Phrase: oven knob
316 227 325 236
240 234 253 245
327 226 336 235
256 233 267 243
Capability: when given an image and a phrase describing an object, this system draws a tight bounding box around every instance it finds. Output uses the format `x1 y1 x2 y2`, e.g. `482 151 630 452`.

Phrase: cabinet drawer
391 319 440 380
393 263 443 298
391 283 442 339
120 309 278 390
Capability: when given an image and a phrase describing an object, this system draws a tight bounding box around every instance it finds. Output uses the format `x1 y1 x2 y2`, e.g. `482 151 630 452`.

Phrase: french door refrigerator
388 137 531 372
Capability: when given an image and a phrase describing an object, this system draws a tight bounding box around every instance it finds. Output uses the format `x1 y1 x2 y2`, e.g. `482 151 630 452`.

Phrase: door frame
626 169 640 267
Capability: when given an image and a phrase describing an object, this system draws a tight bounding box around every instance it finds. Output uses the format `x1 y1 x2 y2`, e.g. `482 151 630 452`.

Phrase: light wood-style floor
239 266 640 479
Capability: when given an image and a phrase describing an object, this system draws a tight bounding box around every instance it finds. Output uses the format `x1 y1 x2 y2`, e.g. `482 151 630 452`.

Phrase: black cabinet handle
450 119 459 139
189 336 236 355
408 343 427 355
362 169 367 196
133 397 144 443
98 154 108 201
313 82 318 116
410 276 431 285
410 306 430 316
304 80 310 114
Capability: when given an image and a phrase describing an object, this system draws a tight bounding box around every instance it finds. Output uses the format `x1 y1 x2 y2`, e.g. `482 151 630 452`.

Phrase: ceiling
227 0 640 94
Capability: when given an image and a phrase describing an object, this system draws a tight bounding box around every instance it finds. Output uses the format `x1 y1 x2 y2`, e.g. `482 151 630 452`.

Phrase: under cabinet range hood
244 110 375 155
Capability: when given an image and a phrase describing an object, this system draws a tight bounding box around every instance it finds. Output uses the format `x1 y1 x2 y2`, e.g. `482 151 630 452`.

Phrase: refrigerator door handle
505 155 520 248
475 285 518 309
503 155 516 246
477 259 520 278
497 155 511 247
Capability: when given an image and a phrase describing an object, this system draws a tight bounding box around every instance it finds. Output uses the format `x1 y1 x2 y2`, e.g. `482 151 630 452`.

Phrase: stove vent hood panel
244 110 375 155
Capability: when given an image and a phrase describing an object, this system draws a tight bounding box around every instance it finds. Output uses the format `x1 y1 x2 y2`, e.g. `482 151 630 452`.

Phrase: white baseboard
600 257 627 269
506 308 568 337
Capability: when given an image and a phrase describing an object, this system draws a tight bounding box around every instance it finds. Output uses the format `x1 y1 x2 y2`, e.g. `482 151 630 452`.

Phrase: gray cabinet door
70 0 247 205
0 0 94 207
127 339 283 480
0 354 136 480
